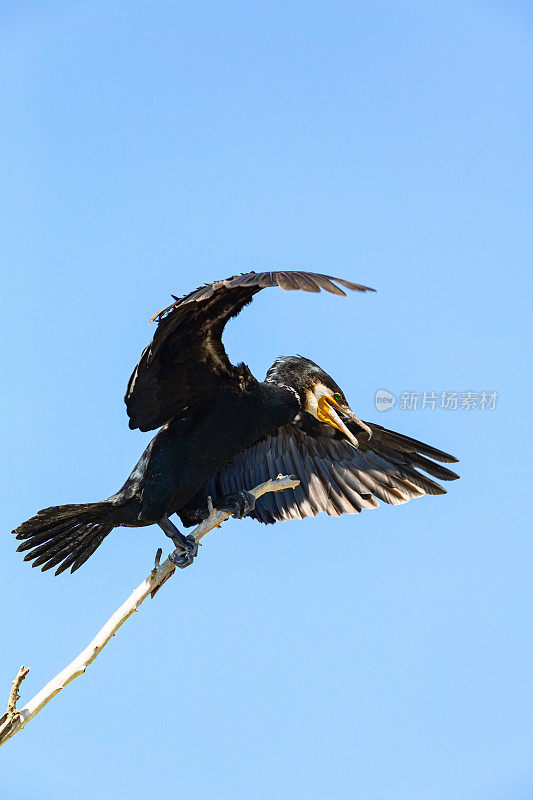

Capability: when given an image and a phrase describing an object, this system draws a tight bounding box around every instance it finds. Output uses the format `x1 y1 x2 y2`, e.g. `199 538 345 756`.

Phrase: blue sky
1 2 532 798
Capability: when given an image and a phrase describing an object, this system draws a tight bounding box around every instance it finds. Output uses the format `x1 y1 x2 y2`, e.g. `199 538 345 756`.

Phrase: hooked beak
317 395 372 448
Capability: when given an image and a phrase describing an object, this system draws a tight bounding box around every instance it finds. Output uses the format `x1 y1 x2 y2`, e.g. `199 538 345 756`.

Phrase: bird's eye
333 392 343 403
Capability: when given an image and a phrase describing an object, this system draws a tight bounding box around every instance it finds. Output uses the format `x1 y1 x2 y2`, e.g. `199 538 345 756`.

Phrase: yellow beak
317 395 372 448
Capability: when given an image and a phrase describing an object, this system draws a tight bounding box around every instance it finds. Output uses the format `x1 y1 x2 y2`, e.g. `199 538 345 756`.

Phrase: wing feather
187 419 458 526
126 270 374 431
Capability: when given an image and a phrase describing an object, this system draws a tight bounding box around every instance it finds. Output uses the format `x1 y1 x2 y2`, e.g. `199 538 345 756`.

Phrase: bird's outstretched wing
193 416 459 524
125 270 373 431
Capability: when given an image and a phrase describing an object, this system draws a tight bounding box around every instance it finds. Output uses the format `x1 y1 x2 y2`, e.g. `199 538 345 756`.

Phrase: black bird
13 270 459 575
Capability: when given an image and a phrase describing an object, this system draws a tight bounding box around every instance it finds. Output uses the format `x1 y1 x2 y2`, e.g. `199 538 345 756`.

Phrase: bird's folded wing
200 418 459 524
125 270 373 431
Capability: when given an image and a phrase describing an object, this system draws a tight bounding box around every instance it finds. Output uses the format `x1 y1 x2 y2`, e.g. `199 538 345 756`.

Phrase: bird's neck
260 379 301 423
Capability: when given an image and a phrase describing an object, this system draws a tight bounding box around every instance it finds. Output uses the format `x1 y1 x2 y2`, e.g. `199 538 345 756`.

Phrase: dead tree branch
0 475 299 747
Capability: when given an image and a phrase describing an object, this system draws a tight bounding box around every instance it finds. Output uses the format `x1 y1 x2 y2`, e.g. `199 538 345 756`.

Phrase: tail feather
23 525 84 563
63 526 111 574
16 521 84 552
13 502 115 575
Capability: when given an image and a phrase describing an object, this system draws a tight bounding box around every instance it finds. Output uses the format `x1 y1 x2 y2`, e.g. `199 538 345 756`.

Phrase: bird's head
266 355 369 446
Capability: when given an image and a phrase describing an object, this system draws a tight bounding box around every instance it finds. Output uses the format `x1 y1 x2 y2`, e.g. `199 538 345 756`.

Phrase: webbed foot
218 490 256 519
158 515 198 569
168 534 198 569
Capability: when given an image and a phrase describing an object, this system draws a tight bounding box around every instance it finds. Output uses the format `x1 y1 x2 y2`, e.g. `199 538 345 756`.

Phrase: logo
375 389 396 411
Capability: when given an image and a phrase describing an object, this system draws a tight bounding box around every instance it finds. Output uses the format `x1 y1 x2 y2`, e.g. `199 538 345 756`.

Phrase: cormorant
13 270 459 575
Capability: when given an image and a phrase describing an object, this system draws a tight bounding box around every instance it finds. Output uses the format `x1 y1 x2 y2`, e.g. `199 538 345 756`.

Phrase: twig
0 475 299 747
0 666 30 741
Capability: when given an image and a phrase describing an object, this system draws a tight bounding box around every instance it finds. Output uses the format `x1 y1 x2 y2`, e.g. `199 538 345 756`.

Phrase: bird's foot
218 490 256 519
158 515 199 569
168 534 198 569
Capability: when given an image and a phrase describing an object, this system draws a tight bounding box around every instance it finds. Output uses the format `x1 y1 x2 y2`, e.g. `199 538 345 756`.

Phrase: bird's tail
12 501 117 575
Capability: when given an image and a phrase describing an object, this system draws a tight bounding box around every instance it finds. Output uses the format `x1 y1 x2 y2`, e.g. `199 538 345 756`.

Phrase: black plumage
198 412 459 525
13 270 458 575
125 270 372 432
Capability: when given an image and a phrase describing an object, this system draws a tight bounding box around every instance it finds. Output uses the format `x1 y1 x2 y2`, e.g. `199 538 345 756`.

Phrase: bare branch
0 475 299 747
0 665 30 742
